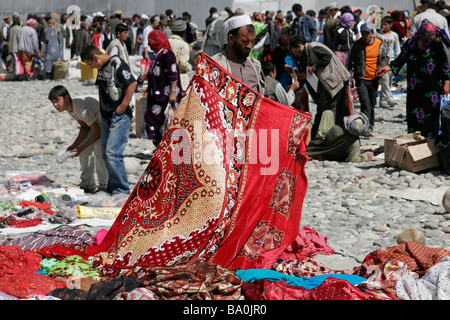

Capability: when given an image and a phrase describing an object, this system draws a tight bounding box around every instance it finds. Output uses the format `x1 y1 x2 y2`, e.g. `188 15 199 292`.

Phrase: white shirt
413 8 449 35
142 25 155 54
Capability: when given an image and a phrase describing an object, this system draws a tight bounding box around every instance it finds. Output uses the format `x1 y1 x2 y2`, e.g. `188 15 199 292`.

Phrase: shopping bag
344 83 355 116
14 53 24 76
139 59 152 81
162 102 178 136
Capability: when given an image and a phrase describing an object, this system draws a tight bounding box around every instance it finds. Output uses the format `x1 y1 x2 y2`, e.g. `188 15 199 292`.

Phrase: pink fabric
256 226 335 269
93 229 109 246
242 278 374 300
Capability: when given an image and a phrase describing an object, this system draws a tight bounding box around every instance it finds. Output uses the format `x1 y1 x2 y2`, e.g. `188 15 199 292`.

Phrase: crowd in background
2 1 450 158
0 4 416 82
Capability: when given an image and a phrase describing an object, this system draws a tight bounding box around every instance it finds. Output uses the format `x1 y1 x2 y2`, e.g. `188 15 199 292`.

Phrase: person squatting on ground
81 45 137 195
48 85 108 193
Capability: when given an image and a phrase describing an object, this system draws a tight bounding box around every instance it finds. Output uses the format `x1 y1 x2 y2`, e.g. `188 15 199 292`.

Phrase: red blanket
79 53 311 277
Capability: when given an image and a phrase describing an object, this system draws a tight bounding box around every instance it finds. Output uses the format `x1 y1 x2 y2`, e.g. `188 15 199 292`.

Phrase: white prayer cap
227 15 252 32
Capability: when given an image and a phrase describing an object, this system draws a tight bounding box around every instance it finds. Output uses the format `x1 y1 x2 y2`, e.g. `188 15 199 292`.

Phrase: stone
396 228 426 245
442 188 450 212
124 157 141 175
372 225 390 232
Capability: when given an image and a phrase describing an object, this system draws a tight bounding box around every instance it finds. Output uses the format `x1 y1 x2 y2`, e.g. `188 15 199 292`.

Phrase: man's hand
376 66 392 78
290 80 300 92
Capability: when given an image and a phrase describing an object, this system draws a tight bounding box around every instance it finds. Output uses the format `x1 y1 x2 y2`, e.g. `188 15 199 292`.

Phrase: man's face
230 27 255 59
361 30 374 44
51 96 68 112
117 30 128 42
381 22 391 32
84 55 101 69
290 43 304 58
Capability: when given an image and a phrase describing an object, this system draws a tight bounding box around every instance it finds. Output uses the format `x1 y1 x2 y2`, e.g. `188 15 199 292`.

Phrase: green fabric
40 258 59 271
46 255 100 277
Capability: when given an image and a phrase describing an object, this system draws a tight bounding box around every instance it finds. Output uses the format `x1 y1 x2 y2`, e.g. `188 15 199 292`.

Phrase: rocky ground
0 78 449 272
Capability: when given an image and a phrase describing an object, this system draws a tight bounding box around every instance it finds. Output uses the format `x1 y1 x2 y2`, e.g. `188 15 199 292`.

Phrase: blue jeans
101 112 131 194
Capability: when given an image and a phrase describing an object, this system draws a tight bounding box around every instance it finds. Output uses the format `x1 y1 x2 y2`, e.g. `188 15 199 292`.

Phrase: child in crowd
80 45 137 195
261 61 299 107
378 15 401 108
48 85 108 193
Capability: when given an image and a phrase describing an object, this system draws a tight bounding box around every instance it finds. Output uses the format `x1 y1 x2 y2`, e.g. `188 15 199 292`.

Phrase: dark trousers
357 78 379 129
311 82 346 140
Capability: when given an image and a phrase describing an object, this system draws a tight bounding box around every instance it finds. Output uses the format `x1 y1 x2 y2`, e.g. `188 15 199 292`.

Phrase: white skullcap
227 15 252 32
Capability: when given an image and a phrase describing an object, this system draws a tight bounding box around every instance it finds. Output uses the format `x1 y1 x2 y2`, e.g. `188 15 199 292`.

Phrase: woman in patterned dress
144 29 183 146
377 19 450 140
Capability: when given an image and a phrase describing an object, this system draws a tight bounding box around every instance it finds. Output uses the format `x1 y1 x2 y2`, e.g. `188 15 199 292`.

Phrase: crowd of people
2 0 450 195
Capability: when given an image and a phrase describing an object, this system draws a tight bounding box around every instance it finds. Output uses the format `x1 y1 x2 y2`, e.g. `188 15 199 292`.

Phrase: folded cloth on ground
0 245 42 277
46 255 100 278
256 226 335 269
396 256 450 300
272 257 352 277
141 260 244 300
0 290 18 300
0 271 67 299
355 241 450 289
1 226 94 250
236 268 367 290
10 218 42 228
242 277 374 300
48 275 143 300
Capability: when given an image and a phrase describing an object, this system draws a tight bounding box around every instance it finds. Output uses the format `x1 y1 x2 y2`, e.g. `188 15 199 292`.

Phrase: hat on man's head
150 14 160 23
328 2 339 10
360 23 374 32
227 15 252 32
2 16 9 20
170 19 187 32
114 10 123 15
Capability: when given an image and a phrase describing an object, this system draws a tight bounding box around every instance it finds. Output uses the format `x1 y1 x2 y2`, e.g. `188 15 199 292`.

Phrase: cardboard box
379 132 441 173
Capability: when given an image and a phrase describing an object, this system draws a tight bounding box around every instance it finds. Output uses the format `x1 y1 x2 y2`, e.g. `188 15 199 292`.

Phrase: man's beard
232 41 250 59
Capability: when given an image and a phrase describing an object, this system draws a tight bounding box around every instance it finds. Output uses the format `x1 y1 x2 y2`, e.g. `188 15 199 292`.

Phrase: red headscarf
148 29 172 53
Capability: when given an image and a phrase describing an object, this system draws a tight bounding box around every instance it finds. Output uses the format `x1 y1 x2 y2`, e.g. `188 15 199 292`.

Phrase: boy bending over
48 85 108 193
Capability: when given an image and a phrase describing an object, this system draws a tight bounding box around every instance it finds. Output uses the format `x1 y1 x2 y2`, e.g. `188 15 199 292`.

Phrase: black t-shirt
96 56 136 118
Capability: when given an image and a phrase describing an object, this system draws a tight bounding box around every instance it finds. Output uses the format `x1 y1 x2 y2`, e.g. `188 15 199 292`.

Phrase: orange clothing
364 38 382 80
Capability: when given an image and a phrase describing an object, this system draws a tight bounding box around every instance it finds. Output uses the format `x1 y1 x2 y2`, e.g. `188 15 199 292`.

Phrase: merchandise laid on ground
0 54 449 302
